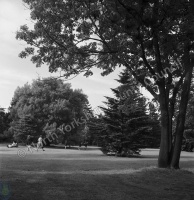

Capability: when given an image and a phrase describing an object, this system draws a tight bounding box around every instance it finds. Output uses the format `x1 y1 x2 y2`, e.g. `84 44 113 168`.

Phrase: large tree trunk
158 88 170 168
170 63 193 169
168 107 174 166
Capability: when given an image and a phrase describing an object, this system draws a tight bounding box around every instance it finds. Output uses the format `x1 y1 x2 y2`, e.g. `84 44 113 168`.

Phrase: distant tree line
1 71 194 154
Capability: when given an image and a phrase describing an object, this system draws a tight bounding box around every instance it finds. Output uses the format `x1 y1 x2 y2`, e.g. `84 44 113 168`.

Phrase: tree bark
170 63 193 169
168 106 174 165
158 87 170 168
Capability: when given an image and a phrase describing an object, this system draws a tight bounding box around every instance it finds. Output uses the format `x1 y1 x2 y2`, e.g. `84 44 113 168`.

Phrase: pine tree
0 109 6 135
87 114 106 146
95 69 160 156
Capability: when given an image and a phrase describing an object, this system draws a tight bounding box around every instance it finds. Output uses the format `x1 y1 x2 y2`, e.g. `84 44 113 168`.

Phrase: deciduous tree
10 78 89 143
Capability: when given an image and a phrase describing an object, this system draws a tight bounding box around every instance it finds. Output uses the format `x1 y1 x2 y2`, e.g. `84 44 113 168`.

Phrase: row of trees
0 71 193 155
3 73 161 151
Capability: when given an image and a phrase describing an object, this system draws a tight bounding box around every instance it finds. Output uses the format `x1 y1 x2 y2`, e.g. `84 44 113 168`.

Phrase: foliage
88 70 160 156
0 109 11 142
185 86 194 130
9 78 89 144
182 84 194 152
87 114 105 146
11 115 38 142
16 1 194 84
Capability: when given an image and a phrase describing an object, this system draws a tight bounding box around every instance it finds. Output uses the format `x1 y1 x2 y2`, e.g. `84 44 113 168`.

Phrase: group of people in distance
8 135 89 151
7 135 45 152
26 135 45 151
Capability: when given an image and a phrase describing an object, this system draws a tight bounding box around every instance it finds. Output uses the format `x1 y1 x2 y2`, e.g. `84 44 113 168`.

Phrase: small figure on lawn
26 135 34 152
7 140 18 148
37 135 45 151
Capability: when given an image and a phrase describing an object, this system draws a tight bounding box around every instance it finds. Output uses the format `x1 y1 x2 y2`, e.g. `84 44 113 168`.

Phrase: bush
184 129 194 139
100 144 141 157
182 139 194 152
0 131 13 142
182 129 194 152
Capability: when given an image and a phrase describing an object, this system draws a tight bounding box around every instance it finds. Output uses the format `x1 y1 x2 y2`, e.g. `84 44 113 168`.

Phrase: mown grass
0 144 193 200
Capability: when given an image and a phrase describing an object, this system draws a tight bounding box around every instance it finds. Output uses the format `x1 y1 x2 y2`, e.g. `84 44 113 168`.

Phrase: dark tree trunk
158 40 193 169
170 63 193 169
168 108 174 166
158 88 170 168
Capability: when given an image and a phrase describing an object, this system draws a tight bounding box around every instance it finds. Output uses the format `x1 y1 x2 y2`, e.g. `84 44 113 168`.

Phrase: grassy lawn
0 144 194 200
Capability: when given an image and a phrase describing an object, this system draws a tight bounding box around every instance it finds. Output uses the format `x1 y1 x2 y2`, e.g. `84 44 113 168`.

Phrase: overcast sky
0 0 125 111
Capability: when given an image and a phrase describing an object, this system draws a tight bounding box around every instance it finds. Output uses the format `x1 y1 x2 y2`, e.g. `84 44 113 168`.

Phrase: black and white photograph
0 0 194 199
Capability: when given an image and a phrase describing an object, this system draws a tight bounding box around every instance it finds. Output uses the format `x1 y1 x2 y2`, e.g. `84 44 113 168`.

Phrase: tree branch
139 35 156 76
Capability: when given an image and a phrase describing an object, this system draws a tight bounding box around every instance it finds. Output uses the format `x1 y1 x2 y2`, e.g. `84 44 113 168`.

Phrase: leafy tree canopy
9 78 89 143
17 1 194 90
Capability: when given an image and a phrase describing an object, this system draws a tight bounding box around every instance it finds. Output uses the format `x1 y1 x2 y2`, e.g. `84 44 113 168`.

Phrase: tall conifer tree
95 70 160 156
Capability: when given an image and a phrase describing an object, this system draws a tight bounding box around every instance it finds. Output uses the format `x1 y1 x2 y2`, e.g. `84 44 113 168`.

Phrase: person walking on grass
26 135 34 152
37 135 45 151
